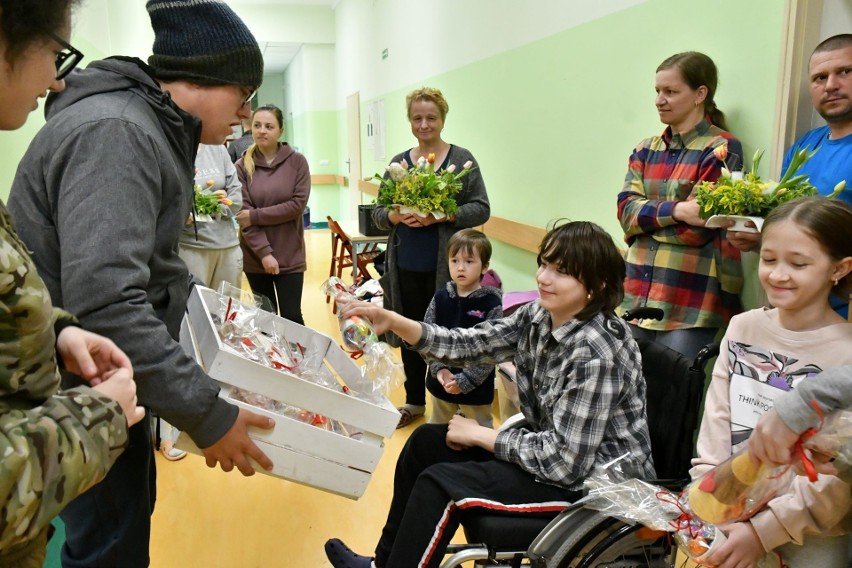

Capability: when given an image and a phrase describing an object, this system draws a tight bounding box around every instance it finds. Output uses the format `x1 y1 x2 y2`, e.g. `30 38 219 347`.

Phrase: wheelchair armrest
498 413 527 432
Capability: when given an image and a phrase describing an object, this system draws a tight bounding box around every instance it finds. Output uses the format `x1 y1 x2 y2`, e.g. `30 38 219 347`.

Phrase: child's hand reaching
339 299 393 335
339 300 424 345
437 368 462 394
702 522 765 568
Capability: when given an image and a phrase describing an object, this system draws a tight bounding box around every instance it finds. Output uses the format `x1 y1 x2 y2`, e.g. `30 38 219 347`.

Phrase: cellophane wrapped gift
321 277 403 402
682 408 852 528
576 408 852 565
682 450 794 527
212 282 362 437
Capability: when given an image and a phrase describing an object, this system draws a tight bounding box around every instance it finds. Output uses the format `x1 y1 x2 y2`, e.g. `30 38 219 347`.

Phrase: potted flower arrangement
694 145 844 233
193 179 233 223
373 153 474 219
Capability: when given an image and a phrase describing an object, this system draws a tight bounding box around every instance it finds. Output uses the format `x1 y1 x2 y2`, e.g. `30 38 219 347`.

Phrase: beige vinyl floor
149 228 481 567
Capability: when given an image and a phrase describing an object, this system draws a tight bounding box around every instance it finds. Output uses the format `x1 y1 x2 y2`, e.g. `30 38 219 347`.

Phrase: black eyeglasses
47 31 84 80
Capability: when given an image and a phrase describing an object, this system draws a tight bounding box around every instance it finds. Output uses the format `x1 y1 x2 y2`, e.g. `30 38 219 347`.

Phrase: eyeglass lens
47 31 83 80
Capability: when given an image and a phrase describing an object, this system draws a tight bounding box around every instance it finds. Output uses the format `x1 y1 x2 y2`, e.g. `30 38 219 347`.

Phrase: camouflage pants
0 527 48 568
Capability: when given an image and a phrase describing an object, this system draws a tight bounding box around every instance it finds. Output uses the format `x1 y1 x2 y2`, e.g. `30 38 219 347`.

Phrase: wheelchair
442 308 719 567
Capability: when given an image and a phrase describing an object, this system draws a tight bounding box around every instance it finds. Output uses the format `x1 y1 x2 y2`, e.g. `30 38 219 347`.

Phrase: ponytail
705 100 728 131
243 142 258 180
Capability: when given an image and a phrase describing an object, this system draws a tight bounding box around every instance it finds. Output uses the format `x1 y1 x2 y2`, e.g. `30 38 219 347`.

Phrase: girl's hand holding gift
702 522 765 568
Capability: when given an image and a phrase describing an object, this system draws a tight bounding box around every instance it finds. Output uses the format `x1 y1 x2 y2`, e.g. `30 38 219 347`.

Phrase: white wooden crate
176 286 399 499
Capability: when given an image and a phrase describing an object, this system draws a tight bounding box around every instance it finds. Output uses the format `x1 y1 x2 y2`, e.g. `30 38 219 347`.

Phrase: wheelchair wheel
548 511 675 568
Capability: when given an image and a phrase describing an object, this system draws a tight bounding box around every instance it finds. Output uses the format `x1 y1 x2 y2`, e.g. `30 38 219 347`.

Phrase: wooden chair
326 216 382 311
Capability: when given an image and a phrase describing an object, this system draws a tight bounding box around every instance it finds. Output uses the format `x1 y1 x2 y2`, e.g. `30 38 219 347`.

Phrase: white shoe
160 442 187 462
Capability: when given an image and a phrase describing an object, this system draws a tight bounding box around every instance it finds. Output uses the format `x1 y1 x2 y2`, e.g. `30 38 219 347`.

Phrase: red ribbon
656 490 699 536
792 400 825 482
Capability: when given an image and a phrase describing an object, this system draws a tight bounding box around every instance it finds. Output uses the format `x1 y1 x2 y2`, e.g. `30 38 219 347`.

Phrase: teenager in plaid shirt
617 51 744 358
325 221 655 568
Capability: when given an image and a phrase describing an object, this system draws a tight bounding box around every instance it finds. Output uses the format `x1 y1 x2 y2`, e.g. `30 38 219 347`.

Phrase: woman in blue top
372 87 490 428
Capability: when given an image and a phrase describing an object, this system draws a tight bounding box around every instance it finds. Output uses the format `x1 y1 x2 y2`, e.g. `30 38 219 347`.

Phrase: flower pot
397 205 446 220
704 214 764 233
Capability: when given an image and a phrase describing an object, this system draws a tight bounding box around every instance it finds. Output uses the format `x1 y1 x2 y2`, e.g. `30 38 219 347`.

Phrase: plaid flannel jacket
617 120 743 331
412 302 655 491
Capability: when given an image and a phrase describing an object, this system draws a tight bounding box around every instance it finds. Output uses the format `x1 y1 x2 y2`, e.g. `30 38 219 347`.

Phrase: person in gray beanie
7 1 269 567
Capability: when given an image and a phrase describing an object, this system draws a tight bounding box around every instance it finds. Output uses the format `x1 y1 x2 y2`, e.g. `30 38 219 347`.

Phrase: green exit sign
382 48 388 60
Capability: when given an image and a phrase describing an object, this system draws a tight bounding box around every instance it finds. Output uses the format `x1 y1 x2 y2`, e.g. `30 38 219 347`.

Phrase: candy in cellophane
682 450 793 527
229 386 356 438
681 408 852 528
321 277 403 402
210 283 361 437
578 457 724 563
577 409 852 564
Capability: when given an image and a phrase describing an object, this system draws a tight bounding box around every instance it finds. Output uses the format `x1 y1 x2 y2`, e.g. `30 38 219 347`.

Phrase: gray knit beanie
147 0 264 88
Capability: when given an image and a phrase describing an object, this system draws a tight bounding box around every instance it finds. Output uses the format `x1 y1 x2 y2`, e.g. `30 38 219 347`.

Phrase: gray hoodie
8 57 237 447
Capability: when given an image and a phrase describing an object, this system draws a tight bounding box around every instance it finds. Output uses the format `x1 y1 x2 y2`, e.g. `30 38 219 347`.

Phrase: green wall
290 110 341 224
356 0 785 292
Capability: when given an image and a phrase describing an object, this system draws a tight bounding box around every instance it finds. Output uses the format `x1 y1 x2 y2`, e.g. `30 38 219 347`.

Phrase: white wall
286 44 337 115
333 0 647 103
74 1 335 62
104 0 153 59
237 4 335 44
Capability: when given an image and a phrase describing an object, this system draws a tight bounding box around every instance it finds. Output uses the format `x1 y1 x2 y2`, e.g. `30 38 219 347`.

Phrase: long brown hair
243 104 284 179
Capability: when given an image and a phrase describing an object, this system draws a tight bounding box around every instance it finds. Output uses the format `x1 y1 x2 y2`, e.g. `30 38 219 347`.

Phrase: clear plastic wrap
321 277 403 401
682 450 793 527
579 455 681 531
229 386 358 438
683 408 852 527
578 409 852 564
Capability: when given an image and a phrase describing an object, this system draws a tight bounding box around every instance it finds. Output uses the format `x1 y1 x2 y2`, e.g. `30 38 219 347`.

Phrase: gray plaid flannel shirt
413 302 655 491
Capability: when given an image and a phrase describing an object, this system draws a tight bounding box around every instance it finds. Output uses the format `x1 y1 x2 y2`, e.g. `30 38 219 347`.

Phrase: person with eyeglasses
7 1 273 567
0 1 147 566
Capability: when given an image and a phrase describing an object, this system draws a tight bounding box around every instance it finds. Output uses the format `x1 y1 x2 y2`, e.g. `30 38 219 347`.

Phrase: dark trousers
60 418 156 568
245 271 305 325
397 269 436 407
375 424 580 568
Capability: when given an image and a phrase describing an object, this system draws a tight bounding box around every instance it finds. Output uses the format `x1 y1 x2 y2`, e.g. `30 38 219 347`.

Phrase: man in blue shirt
783 34 852 204
727 35 852 318
726 35 852 238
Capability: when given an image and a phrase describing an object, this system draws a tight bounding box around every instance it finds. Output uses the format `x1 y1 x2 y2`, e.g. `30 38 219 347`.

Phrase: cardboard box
177 286 399 499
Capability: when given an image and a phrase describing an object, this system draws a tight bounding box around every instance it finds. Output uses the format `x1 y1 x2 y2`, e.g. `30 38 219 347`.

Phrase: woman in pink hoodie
236 104 311 324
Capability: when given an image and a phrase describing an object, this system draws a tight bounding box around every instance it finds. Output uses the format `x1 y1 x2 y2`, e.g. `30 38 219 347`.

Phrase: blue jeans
60 418 155 568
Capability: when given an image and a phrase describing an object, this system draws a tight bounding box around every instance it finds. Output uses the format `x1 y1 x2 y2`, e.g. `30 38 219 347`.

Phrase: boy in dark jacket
424 229 502 427
7 1 274 566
